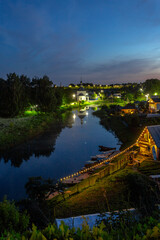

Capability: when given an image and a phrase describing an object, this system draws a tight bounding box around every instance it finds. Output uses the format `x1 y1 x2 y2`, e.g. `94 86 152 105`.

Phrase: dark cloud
81 57 160 84
1 0 160 85
88 58 159 74
0 0 88 82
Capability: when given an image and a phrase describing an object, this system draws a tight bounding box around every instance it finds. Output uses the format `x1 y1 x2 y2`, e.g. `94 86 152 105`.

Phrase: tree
91 92 98 100
31 75 57 112
61 88 74 105
0 197 29 234
126 173 160 215
25 176 56 202
143 79 160 95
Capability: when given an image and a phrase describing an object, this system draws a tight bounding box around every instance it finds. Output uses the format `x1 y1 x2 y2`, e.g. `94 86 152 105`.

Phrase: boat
96 154 106 158
98 145 116 151
91 156 98 161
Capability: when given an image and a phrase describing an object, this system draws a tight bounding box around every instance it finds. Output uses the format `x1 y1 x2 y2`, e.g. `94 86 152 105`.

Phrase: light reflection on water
0 107 119 200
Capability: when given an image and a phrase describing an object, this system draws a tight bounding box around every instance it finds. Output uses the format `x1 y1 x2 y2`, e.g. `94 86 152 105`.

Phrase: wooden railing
60 143 136 182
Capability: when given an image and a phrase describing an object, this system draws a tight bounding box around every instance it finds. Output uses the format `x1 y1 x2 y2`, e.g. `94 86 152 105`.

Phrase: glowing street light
73 94 76 98
73 114 76 119
145 94 149 100
154 92 158 96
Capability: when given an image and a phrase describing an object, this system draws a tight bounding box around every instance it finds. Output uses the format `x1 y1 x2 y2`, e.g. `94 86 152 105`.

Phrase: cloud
0 0 88 82
1 0 160 85
88 58 159 74
80 57 160 84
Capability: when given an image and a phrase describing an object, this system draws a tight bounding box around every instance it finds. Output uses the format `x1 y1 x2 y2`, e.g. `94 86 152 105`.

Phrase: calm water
0 107 120 200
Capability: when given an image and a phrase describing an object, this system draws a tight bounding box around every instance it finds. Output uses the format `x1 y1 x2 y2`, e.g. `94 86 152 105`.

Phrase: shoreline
0 100 124 151
0 110 72 151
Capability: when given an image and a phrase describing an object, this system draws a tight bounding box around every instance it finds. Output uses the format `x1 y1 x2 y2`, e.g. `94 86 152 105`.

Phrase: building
113 93 121 98
136 125 160 160
76 85 89 101
148 97 160 112
121 105 137 114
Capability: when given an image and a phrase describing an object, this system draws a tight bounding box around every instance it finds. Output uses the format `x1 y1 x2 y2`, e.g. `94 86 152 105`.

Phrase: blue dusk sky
0 0 160 85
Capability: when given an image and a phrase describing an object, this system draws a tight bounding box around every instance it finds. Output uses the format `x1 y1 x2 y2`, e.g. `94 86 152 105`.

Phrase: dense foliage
1 215 160 239
0 198 29 234
0 73 73 117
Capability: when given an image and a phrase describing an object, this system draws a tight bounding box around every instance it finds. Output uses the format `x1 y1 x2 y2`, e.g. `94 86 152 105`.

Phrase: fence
66 152 131 196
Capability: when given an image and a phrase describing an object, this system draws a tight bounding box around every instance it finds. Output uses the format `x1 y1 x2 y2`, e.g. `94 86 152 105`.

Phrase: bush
0 198 29 234
126 173 160 215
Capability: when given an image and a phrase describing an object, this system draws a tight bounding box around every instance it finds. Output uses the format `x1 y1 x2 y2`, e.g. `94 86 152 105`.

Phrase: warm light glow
73 94 76 98
154 92 158 95
86 112 89 116
73 114 76 119
60 142 136 182
145 94 149 100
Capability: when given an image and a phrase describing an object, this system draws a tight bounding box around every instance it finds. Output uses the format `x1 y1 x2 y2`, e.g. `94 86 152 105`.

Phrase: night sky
0 0 160 85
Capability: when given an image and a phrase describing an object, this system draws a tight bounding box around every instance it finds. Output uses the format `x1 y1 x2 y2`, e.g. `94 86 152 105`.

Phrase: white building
77 86 89 101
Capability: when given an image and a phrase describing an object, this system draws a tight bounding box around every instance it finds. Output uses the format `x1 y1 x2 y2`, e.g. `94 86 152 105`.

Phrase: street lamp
145 94 149 100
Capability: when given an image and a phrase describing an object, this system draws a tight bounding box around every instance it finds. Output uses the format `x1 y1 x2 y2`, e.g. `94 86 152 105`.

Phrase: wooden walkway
60 143 136 184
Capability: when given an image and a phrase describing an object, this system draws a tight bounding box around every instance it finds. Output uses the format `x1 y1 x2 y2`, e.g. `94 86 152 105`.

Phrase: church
76 84 89 102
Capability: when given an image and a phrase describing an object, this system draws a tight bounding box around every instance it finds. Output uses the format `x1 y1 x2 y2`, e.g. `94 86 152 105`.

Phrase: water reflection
0 112 74 167
77 107 88 125
0 107 120 200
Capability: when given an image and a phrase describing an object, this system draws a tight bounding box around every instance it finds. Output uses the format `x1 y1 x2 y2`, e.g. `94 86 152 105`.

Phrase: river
0 107 120 200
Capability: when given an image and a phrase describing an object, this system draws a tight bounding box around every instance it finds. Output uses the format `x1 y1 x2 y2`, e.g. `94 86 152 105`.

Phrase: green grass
51 166 136 218
0 112 69 150
60 100 126 111
23 110 40 116
138 160 160 176
50 158 160 218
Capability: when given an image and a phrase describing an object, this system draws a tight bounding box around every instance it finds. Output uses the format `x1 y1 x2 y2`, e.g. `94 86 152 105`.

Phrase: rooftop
122 105 136 110
150 97 160 103
147 125 160 148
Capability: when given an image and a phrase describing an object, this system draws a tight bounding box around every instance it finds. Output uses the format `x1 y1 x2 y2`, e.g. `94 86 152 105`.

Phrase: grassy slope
52 166 136 218
138 160 160 176
51 159 160 218
0 112 69 150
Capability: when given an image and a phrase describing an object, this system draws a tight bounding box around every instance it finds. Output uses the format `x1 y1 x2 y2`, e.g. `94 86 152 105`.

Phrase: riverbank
0 101 122 150
50 159 160 218
0 111 72 151
93 108 160 149
60 99 126 111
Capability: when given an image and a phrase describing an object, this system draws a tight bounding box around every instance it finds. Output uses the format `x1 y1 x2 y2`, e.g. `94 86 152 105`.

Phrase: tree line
0 73 73 117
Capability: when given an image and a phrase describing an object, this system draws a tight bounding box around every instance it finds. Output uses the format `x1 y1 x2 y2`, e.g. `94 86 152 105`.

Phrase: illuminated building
148 97 160 112
121 105 137 114
76 84 89 101
136 125 160 160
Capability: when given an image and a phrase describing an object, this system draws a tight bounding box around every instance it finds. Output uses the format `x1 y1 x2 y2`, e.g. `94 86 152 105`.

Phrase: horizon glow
0 0 160 85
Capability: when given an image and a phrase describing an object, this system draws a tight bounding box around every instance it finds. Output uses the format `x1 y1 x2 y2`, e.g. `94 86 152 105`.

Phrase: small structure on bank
76 83 89 101
136 125 160 160
113 92 121 98
121 105 137 114
148 97 160 112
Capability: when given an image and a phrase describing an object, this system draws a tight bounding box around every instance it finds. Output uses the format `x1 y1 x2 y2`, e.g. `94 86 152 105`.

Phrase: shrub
0 197 29 234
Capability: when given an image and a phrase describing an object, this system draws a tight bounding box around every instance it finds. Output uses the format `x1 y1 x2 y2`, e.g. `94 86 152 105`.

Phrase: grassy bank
60 99 126 111
0 111 72 150
50 160 159 218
